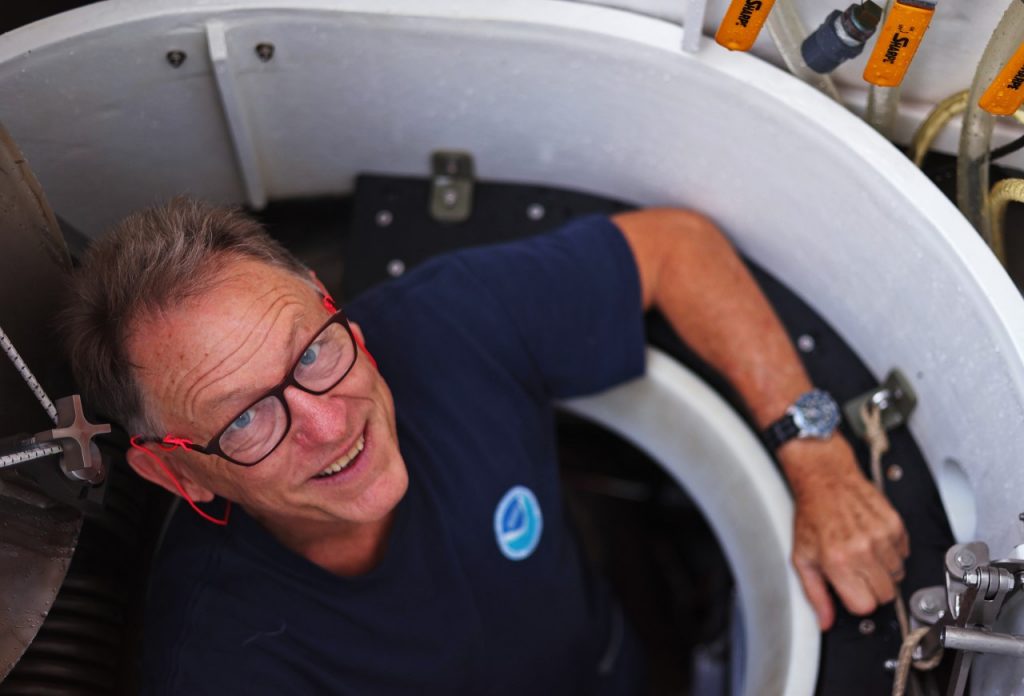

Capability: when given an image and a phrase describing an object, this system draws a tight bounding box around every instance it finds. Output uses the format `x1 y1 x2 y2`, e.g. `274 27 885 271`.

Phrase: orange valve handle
863 0 936 87
980 41 1024 116
715 0 778 52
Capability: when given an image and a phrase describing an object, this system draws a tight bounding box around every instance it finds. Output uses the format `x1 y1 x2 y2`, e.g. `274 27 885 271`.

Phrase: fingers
794 557 835 630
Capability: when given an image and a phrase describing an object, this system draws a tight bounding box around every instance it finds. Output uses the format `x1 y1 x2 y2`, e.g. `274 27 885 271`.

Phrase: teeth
315 435 365 478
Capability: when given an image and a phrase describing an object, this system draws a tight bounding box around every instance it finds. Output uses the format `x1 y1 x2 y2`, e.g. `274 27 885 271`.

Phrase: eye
299 343 321 366
230 409 254 430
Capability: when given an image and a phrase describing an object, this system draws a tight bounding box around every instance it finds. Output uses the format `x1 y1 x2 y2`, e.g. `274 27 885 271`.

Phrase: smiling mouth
314 433 366 478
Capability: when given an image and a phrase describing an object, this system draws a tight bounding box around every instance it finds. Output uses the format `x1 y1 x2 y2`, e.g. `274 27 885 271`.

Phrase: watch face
791 389 840 438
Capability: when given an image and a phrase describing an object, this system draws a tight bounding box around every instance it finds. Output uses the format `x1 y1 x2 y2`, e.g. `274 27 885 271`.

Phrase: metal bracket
429 151 474 223
842 368 917 439
33 395 110 485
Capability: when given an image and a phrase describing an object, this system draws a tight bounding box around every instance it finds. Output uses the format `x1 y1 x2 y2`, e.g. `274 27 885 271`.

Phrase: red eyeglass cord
129 436 232 526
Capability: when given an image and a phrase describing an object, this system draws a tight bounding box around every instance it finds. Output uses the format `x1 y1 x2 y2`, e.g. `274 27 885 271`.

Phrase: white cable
0 442 62 470
0 323 58 424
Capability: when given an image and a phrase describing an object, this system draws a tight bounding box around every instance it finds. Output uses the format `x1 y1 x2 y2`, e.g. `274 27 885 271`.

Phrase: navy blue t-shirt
141 216 648 694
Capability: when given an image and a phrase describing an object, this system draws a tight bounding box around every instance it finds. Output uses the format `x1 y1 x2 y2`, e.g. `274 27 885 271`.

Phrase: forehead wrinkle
179 291 307 430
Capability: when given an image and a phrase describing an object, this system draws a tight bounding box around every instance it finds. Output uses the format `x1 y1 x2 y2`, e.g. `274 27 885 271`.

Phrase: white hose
865 1 901 138
765 0 842 101
957 0 1024 246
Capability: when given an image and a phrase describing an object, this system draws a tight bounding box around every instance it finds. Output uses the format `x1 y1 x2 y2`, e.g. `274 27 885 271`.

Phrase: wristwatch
762 389 841 450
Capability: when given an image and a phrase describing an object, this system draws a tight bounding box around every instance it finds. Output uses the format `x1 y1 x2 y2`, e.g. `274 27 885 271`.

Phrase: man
63 199 907 693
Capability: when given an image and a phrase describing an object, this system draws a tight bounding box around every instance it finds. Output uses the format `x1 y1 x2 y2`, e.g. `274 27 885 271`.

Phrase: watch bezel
787 389 840 439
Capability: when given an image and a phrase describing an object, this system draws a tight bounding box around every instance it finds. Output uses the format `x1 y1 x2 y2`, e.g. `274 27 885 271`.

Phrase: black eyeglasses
138 310 358 466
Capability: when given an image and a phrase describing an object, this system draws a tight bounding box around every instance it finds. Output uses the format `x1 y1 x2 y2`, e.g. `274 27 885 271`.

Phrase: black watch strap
763 413 799 451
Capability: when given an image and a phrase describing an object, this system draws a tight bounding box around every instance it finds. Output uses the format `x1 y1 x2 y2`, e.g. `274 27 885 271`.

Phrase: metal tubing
942 626 1024 657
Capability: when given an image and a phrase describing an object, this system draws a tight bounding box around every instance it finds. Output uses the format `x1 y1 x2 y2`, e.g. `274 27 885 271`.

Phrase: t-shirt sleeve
452 214 646 399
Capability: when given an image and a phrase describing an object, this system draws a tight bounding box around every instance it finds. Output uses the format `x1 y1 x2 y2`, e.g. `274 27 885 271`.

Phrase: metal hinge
429 150 474 223
842 368 917 439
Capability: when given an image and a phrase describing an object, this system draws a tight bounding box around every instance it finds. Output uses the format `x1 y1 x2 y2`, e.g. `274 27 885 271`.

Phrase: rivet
886 465 903 482
375 210 393 228
796 334 815 353
527 203 546 221
883 658 898 672
442 190 458 208
166 50 187 68
858 618 876 635
386 259 406 278
255 43 275 62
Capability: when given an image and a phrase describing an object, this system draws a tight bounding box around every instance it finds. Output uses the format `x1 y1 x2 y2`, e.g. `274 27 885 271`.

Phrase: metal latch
429 150 474 223
842 368 917 439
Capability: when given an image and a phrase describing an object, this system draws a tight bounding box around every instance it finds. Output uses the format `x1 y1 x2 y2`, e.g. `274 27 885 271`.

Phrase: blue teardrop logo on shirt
494 486 543 561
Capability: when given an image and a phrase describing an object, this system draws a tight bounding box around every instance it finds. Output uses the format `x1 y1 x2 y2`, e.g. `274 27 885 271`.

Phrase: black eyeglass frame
137 309 358 466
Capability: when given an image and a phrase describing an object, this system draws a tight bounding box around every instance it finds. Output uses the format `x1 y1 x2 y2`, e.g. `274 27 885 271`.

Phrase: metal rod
942 626 1024 657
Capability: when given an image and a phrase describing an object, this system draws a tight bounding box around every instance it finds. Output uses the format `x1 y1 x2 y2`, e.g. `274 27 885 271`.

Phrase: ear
126 446 215 503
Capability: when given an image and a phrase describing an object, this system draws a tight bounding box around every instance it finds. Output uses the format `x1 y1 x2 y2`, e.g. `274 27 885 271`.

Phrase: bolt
526 203 546 221
442 189 458 208
918 594 940 615
883 658 898 672
166 50 187 68
858 619 876 636
886 465 904 482
796 334 815 353
255 43 275 62
375 210 393 228
963 569 981 587
386 259 406 278
955 549 977 570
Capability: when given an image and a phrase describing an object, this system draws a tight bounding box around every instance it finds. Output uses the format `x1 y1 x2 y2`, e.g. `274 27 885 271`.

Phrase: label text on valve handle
862 1 935 87
715 0 777 52
979 41 1024 116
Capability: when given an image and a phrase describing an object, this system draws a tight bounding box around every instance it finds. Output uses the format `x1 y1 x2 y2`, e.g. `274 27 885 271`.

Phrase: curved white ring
564 347 819 696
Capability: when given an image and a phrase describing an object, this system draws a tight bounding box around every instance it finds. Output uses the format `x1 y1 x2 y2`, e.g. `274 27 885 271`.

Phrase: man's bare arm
613 207 909 630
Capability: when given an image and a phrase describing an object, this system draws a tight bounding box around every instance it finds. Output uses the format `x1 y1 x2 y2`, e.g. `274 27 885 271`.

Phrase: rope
0 323 58 424
0 441 62 470
859 402 944 696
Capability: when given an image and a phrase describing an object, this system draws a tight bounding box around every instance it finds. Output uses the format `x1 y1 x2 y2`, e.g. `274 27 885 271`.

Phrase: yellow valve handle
863 1 935 87
715 0 777 52
980 41 1024 116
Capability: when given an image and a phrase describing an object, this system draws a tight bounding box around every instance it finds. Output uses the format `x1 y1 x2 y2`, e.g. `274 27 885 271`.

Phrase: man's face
126 257 408 539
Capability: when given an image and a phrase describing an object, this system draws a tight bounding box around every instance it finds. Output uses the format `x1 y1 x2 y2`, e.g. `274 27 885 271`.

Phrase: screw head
796 334 815 353
918 594 940 614
886 465 904 482
442 189 458 208
255 43 275 62
858 618 876 635
386 259 406 278
375 210 393 228
883 658 898 672
526 203 546 221
166 50 187 68
955 549 977 570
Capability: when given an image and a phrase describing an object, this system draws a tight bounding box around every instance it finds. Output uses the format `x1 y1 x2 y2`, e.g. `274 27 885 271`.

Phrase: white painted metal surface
2 0 1024 691
565 348 818 696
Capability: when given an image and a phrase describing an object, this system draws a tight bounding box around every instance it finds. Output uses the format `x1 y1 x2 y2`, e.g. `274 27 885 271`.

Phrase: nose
284 385 347 449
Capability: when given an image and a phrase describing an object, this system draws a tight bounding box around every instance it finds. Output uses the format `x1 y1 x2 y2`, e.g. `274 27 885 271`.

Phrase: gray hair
60 197 310 434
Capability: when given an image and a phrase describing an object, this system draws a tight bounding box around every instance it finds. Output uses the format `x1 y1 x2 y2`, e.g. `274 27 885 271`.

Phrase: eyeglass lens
218 320 356 464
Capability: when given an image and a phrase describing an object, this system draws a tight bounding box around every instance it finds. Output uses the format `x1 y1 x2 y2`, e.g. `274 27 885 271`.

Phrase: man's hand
781 437 910 630
612 208 911 629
